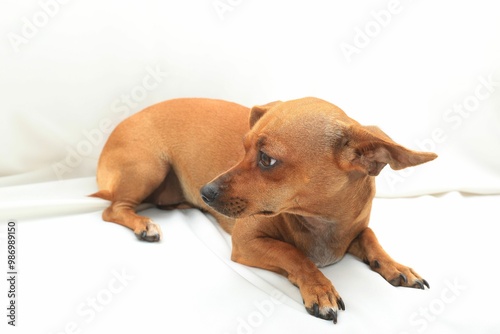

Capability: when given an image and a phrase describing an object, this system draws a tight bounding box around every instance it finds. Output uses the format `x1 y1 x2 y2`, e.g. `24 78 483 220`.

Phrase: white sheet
1 178 499 334
1 1 500 333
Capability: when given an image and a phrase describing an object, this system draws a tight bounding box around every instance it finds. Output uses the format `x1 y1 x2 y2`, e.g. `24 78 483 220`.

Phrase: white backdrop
1 0 500 196
1 2 500 334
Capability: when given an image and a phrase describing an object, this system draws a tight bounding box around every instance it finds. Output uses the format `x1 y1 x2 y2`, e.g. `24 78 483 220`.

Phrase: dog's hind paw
134 220 162 242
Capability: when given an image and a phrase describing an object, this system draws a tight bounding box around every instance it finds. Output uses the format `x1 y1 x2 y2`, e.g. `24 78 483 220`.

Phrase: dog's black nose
200 183 219 204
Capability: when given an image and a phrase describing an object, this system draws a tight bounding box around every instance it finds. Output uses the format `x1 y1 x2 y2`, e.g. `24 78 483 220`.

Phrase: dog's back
93 98 249 238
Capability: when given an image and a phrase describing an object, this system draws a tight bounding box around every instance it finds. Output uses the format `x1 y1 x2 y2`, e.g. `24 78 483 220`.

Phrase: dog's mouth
258 210 275 216
213 206 276 219
218 208 277 219
205 196 248 218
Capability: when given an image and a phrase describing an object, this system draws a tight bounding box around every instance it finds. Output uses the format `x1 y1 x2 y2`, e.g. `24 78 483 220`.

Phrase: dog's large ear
335 125 437 176
249 101 282 128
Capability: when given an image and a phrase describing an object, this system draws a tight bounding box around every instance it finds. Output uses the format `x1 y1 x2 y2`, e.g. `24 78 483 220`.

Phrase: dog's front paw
301 282 345 324
371 260 429 289
134 220 162 242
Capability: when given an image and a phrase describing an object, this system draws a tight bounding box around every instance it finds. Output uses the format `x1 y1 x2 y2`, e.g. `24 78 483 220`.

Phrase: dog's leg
97 159 169 242
348 227 429 289
231 224 345 323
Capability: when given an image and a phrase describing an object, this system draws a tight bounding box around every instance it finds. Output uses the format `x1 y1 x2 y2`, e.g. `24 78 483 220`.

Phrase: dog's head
200 97 437 219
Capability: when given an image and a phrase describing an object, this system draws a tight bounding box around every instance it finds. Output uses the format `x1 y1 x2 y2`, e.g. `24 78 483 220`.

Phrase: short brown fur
93 97 437 323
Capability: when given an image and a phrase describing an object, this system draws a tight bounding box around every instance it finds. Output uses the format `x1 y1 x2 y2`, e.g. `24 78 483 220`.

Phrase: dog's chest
294 218 344 268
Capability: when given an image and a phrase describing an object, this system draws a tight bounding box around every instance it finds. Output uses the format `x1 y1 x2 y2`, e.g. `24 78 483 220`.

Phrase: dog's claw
400 273 408 284
312 303 319 317
328 309 338 324
413 279 430 290
338 297 345 311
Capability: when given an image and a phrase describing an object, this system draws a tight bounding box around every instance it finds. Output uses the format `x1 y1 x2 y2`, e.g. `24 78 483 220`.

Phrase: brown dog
92 97 437 324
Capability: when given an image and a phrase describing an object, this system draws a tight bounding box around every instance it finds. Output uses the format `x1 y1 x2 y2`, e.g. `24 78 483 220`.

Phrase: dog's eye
258 151 277 169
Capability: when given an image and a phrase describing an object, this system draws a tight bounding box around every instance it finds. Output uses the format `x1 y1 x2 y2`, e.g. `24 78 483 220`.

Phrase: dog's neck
281 213 367 267
323 173 375 224
284 174 374 236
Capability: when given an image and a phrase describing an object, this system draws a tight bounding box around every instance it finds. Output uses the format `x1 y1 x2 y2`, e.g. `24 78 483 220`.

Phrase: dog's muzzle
200 182 249 218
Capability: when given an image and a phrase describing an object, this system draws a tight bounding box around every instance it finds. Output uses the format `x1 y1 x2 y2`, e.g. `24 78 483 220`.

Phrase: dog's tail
89 190 113 201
